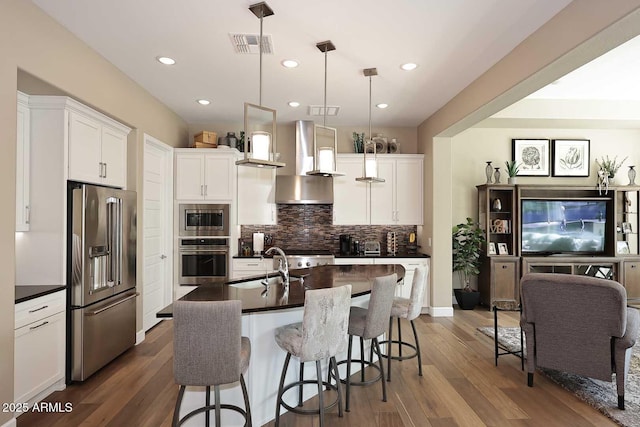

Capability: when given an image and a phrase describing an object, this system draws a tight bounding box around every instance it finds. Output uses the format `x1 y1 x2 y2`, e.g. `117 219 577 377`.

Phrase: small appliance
364 241 381 256
179 203 230 237
339 234 352 255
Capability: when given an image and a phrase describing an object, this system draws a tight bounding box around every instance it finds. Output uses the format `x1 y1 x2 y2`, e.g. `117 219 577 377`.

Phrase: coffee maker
339 234 352 255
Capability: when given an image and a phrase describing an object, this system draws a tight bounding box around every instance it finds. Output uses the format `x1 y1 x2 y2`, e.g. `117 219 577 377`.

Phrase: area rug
478 326 640 427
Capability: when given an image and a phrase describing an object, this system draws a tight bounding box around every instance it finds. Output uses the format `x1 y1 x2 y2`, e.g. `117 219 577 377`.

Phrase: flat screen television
520 199 608 255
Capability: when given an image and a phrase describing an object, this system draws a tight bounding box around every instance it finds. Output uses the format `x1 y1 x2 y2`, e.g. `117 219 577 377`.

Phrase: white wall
452 126 640 227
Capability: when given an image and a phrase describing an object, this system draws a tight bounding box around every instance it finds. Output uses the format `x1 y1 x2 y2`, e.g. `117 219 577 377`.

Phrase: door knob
160 254 167 259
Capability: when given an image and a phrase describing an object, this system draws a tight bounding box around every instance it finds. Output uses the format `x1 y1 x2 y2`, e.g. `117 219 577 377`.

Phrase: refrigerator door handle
85 292 138 316
106 197 123 287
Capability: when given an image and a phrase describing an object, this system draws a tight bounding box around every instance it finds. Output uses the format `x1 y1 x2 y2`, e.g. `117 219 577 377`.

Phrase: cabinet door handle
204 185 208 196
98 162 103 178
28 305 48 313
29 320 49 330
632 265 637 269
103 162 107 178
502 265 508 269
25 205 30 224
200 185 204 196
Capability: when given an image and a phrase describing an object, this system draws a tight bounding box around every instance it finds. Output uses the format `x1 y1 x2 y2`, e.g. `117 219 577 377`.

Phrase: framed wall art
512 139 550 176
497 243 509 255
552 139 590 177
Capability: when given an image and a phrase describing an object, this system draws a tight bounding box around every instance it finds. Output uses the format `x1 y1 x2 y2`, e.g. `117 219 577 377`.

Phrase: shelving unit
476 184 640 307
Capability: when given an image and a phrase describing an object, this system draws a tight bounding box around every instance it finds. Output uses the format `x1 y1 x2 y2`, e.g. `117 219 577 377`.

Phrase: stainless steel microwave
179 203 230 236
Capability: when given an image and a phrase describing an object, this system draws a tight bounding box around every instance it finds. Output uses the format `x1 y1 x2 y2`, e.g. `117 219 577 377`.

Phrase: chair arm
616 307 640 351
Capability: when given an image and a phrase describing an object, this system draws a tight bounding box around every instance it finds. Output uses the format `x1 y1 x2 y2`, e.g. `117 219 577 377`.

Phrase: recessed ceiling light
197 99 211 105
400 63 417 71
157 56 176 65
288 101 300 107
281 59 299 68
376 103 389 109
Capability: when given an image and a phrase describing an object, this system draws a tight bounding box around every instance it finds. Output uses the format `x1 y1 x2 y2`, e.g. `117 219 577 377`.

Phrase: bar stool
380 265 429 381
274 285 352 427
172 300 252 427
338 273 397 412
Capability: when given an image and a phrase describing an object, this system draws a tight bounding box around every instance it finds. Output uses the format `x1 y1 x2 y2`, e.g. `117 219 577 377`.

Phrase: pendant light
356 68 385 182
307 40 343 177
236 2 285 169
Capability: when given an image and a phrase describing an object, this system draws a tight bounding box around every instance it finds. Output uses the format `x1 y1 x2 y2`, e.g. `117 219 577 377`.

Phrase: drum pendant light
356 68 385 182
308 41 343 177
236 2 285 169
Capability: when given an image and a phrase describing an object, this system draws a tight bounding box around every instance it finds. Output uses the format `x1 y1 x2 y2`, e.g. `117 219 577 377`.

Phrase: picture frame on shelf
552 139 590 177
497 243 509 255
617 241 630 254
489 242 497 255
622 222 633 234
512 138 550 176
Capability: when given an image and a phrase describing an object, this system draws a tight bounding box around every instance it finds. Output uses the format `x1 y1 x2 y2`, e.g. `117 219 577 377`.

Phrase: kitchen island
157 263 405 426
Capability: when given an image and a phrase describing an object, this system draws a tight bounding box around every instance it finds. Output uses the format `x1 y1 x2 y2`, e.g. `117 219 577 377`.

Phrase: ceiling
527 33 640 101
32 0 572 127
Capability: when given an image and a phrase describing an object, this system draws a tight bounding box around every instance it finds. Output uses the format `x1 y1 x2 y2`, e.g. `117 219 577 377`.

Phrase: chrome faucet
265 246 289 285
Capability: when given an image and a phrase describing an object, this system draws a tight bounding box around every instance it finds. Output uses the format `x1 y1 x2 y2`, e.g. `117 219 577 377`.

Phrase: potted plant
452 217 486 310
505 160 520 185
596 155 628 181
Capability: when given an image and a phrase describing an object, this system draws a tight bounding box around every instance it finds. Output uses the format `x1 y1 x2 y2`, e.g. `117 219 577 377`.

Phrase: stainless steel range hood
275 120 333 204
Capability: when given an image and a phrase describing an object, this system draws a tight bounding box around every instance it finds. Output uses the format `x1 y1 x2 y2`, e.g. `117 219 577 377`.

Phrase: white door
370 158 395 224
333 156 369 225
175 153 205 200
68 111 101 184
101 125 128 188
143 135 173 332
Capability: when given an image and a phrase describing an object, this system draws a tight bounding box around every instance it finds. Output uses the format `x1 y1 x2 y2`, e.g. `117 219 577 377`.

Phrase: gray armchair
520 273 640 410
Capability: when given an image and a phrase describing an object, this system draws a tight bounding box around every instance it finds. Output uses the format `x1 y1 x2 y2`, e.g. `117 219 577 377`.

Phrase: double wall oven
178 204 230 284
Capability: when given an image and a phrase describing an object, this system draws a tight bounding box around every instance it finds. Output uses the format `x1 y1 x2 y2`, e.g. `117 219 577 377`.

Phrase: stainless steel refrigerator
67 182 137 382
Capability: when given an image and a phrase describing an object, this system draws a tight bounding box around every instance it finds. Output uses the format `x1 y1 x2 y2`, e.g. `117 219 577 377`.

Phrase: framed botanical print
552 139 590 177
512 139 550 176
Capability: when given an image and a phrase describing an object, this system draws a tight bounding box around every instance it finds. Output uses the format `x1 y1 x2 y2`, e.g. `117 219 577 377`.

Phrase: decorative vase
629 166 636 186
494 167 501 184
492 198 502 212
485 161 493 184
508 177 517 185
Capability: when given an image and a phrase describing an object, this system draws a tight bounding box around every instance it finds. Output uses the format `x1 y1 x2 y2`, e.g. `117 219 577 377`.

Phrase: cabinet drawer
15 290 65 330
14 310 65 403
233 258 274 271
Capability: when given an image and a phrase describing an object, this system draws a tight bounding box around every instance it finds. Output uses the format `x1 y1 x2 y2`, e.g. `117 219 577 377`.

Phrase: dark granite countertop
15 285 66 304
157 263 405 318
233 253 429 259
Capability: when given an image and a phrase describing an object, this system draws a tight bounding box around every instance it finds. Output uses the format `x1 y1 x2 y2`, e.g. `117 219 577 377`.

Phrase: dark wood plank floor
17 308 617 427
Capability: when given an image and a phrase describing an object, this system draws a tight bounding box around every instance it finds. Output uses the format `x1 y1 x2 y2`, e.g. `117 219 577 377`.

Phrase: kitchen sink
229 276 299 289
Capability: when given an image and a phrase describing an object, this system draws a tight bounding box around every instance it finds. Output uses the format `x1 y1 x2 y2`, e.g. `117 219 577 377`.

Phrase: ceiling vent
308 105 340 116
229 33 273 54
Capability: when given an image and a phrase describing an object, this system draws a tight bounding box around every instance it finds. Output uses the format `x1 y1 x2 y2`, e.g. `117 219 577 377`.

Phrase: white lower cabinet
334 257 429 305
232 258 276 280
14 290 66 406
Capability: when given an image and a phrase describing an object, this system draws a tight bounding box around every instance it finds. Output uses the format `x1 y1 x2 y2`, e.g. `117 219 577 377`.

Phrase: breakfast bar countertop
157 263 405 317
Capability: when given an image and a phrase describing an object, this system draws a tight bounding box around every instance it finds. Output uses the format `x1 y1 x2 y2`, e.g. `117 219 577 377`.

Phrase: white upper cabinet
333 156 370 225
67 105 129 188
16 92 30 231
175 150 235 201
237 166 276 225
334 154 423 225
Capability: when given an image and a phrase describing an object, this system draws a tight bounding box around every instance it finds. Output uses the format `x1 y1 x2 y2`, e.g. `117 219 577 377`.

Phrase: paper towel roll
253 232 264 254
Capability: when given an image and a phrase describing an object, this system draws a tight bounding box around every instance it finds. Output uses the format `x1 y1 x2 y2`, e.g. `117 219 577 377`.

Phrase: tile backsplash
240 204 418 254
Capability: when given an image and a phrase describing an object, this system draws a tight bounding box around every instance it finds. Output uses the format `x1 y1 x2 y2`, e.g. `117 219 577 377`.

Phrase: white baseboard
1 417 17 427
429 306 454 317
136 329 145 345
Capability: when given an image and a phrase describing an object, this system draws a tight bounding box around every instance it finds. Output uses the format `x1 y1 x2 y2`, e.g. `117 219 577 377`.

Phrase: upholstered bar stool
172 300 252 427
274 285 352 427
380 265 429 381
338 273 397 412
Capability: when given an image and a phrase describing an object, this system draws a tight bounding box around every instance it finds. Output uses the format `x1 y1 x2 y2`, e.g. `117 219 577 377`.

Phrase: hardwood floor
17 308 617 427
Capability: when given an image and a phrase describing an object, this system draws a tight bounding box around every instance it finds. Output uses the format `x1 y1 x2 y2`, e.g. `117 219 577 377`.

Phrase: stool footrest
279 380 340 415
378 339 419 361
177 404 249 427
334 359 382 386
